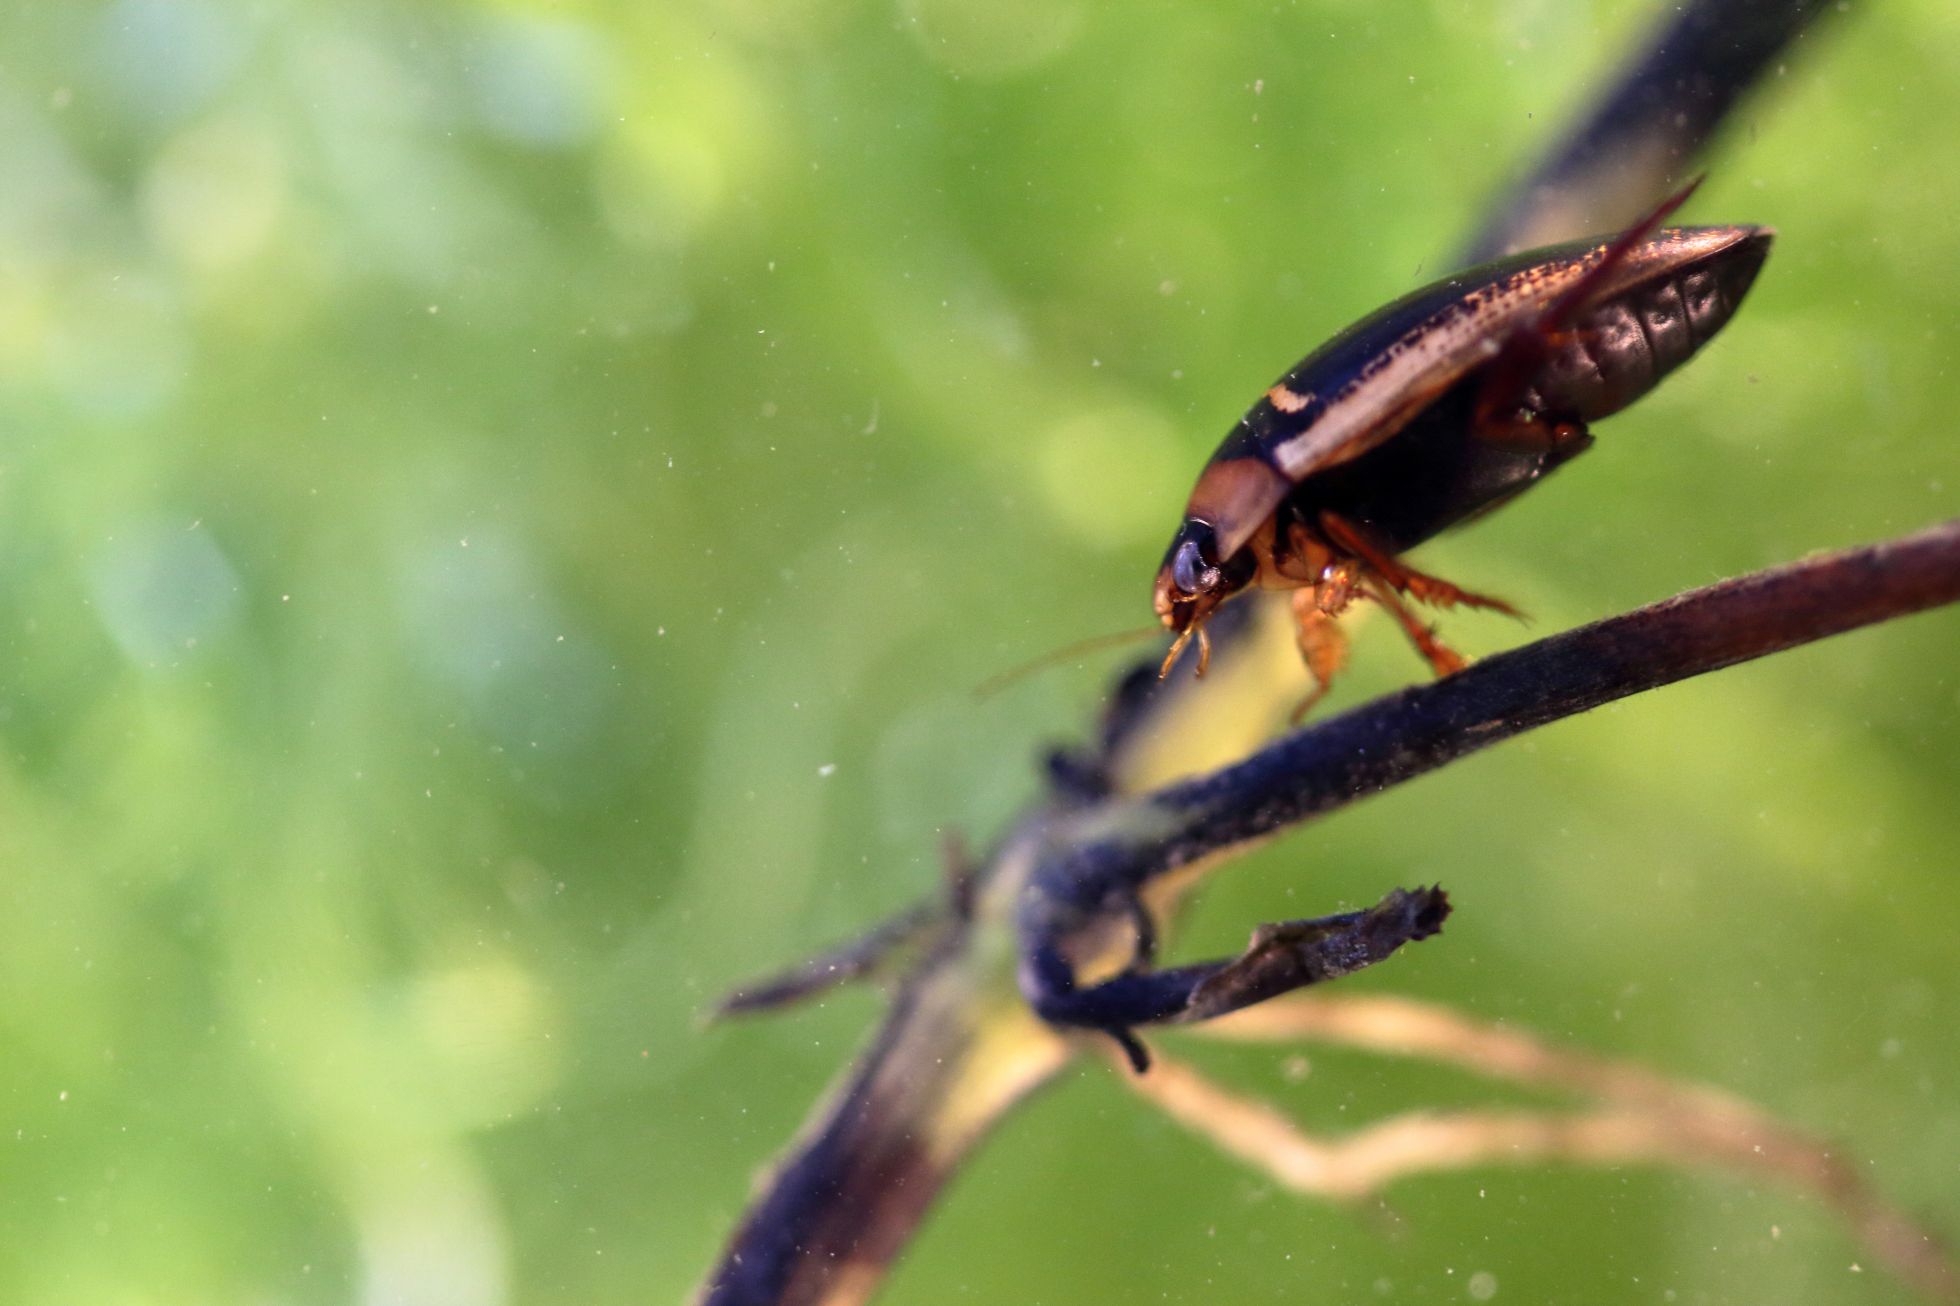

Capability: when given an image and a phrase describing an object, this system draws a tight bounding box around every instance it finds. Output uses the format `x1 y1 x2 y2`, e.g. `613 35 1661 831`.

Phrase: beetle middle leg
1288 588 1350 723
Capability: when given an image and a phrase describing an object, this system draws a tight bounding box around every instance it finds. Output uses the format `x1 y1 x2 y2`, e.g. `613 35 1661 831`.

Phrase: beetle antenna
975 624 1163 700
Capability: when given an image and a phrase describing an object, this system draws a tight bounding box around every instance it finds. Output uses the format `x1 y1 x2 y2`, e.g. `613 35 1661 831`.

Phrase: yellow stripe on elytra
1268 230 1738 481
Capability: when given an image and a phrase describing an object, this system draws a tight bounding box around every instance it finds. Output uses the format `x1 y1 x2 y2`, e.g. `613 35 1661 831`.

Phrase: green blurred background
0 0 1955 1302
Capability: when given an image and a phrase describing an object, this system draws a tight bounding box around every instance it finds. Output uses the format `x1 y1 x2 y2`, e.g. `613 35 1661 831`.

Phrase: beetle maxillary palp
1157 620 1215 680
1154 528 1235 680
1159 625 1194 679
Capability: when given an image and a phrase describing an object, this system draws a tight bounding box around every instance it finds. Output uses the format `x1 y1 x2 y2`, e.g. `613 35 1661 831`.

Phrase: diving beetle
1154 188 1773 713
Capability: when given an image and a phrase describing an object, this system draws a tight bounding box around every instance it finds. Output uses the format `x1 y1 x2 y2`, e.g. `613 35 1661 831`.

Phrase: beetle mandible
1154 190 1773 715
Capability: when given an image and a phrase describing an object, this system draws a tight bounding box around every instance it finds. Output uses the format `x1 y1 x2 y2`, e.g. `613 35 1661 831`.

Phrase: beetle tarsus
1401 572 1522 620
1470 179 1703 434
1536 175 1704 338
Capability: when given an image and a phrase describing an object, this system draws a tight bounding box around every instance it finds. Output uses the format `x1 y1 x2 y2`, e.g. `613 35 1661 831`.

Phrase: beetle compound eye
1171 539 1223 597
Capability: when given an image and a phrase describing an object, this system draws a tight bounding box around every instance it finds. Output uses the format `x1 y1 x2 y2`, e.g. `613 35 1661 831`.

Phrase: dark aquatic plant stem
1017 519 1960 1047
1463 0 1838 261
696 4 1868 1302
1020 887 1453 1071
1068 519 1960 902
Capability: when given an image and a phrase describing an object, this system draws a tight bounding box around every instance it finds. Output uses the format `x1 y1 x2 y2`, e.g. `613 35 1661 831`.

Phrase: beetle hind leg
1395 567 1523 619
1471 404 1594 461
1317 511 1524 619
1467 316 1600 447
1361 579 1469 680
1469 179 1702 443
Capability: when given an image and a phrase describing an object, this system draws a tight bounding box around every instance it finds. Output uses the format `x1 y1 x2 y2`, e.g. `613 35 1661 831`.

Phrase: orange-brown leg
1468 181 1699 445
1288 587 1350 724
1471 405 1592 459
1361 579 1468 681
1468 322 1593 446
1317 511 1523 618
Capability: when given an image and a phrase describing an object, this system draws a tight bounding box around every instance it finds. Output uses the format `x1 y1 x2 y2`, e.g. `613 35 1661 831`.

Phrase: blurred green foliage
0 0 1954 1303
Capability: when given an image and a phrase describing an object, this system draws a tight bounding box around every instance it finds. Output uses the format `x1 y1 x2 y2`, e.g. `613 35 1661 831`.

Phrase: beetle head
1153 519 1252 647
